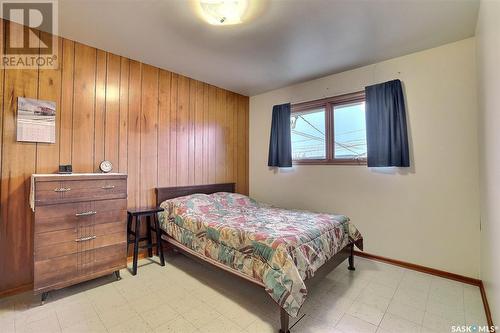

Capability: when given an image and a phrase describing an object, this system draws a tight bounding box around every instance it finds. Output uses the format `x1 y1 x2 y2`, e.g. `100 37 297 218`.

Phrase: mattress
157 192 363 317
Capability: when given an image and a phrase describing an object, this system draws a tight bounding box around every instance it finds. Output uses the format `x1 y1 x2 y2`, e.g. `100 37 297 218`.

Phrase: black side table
127 207 165 275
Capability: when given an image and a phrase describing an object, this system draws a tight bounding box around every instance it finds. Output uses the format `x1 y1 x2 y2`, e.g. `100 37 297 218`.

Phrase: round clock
99 160 113 173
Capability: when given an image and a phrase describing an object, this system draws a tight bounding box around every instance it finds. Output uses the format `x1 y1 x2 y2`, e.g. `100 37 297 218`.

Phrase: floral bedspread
158 192 363 317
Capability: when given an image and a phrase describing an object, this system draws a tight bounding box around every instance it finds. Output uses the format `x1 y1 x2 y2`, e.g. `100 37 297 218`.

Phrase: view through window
291 108 326 160
334 101 367 159
291 92 367 165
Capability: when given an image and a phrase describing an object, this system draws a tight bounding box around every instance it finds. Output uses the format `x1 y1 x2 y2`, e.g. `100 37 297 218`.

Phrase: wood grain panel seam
124 58 130 173
173 75 178 185
124 58 128 173
116 57 122 166
58 39 74 165
70 42 76 164
57 38 63 167
57 39 63 165
93 49 97 171
93 51 101 172
34 29 41 173
189 79 192 184
139 63 143 199
156 69 160 190
245 96 249 194
188 79 193 184
93 50 103 172
155 68 159 194
126 59 130 174
102 53 109 163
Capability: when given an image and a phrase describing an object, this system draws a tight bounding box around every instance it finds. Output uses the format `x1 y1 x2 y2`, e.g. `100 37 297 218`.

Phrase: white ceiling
53 0 479 96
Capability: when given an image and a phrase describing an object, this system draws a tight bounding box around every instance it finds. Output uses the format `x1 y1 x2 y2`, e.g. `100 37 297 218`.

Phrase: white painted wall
476 0 500 321
249 39 480 278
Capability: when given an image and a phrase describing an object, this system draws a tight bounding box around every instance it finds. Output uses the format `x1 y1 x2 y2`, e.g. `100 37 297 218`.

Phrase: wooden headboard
155 183 236 206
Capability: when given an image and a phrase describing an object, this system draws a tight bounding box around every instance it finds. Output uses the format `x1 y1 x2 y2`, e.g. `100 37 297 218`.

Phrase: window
291 107 326 160
333 101 367 159
291 91 366 165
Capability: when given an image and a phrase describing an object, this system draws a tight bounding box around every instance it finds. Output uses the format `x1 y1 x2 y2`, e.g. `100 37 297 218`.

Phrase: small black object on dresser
58 164 72 174
127 207 165 275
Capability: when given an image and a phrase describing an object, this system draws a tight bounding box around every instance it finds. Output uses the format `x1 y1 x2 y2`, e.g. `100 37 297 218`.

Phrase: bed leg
279 307 290 333
348 243 355 271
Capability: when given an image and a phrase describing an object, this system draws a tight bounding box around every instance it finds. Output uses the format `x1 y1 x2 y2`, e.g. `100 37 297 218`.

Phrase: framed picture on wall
16 97 56 143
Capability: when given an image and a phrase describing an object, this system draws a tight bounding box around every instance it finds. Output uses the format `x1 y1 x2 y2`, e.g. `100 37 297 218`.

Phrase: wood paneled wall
0 21 249 294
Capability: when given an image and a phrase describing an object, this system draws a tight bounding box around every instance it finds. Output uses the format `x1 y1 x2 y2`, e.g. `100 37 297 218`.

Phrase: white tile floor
0 253 489 333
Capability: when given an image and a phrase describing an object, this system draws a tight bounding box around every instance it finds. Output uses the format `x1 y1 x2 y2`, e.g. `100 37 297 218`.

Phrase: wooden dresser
31 173 127 300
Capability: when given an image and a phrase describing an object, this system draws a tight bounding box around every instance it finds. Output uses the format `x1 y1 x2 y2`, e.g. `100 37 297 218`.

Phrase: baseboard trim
126 251 150 262
479 281 495 331
354 250 494 330
354 250 480 285
127 246 162 262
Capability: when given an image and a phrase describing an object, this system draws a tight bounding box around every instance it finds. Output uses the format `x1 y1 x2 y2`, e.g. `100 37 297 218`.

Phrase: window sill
292 159 367 166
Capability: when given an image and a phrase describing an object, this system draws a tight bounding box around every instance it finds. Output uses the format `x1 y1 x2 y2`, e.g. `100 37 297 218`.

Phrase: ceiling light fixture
198 0 249 25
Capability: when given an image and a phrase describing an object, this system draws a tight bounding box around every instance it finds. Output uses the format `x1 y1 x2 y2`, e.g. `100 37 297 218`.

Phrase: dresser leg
114 270 121 280
41 292 49 305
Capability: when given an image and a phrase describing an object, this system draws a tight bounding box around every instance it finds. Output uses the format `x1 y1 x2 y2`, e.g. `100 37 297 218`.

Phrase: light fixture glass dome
198 0 249 25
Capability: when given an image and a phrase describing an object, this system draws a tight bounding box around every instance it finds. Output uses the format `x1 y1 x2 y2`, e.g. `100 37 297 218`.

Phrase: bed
155 183 363 333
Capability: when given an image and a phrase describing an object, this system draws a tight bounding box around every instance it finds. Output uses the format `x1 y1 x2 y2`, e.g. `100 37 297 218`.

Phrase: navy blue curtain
365 79 410 167
268 103 292 167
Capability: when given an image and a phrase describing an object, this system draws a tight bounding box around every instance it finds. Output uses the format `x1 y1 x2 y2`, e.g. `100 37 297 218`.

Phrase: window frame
291 91 367 166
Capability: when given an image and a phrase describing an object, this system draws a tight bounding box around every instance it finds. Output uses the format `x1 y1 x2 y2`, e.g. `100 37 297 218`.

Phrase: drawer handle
101 185 115 189
75 235 96 242
54 187 71 192
75 211 97 217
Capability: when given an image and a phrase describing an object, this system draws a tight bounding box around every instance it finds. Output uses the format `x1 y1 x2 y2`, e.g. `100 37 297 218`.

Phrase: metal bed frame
155 183 356 333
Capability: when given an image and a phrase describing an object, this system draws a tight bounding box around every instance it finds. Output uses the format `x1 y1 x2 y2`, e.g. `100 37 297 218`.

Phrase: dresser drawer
35 222 126 260
34 243 126 290
35 232 126 261
35 178 126 204
34 199 126 234
81 243 127 274
34 254 78 289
